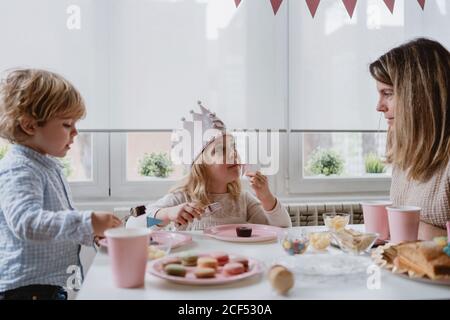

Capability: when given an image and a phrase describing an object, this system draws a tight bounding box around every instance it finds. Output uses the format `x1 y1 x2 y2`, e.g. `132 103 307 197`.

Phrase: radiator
284 203 364 227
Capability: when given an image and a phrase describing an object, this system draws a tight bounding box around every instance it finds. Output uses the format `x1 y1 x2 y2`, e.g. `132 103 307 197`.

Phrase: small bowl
148 239 172 260
278 229 309 255
308 232 331 251
323 213 350 232
331 229 379 255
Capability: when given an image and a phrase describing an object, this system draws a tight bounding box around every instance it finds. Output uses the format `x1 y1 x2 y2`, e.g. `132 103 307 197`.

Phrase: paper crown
172 101 227 165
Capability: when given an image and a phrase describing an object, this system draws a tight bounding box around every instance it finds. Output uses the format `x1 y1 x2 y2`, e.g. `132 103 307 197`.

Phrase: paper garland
233 0 427 17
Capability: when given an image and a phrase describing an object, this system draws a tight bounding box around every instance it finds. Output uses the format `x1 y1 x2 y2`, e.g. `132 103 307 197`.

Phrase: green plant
306 149 344 176
138 152 173 178
59 157 73 178
0 145 8 160
364 153 386 174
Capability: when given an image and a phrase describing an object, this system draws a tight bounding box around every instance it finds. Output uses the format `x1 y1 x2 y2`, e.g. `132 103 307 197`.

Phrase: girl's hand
169 202 205 226
245 171 277 211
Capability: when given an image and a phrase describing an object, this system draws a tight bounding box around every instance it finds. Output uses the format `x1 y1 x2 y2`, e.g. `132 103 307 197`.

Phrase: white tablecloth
77 226 450 300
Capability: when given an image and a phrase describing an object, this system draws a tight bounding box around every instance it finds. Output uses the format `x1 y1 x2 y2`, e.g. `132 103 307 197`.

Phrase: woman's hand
245 171 277 211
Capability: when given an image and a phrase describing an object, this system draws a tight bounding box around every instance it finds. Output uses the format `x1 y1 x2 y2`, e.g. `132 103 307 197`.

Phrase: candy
282 238 308 255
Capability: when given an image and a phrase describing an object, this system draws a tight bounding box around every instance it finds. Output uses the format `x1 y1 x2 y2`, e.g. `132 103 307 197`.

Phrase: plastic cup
361 201 392 241
386 206 421 244
105 228 151 288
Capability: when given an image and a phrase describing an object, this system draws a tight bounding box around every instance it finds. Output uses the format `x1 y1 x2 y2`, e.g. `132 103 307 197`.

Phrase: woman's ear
19 116 38 136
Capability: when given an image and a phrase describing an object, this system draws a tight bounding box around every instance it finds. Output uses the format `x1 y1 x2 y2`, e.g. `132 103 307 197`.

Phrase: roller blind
289 0 450 131
0 0 286 130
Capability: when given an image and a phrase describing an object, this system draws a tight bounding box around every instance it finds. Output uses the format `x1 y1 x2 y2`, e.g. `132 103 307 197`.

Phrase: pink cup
386 206 421 244
361 201 392 241
105 228 151 288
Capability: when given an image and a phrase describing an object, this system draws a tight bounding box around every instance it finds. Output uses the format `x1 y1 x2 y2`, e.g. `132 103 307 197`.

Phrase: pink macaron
223 262 246 276
210 252 229 266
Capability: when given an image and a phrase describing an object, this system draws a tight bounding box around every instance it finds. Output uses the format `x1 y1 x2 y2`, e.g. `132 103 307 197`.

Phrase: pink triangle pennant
270 0 283 15
234 0 242 8
417 0 426 10
342 0 357 18
383 0 395 14
305 0 321 18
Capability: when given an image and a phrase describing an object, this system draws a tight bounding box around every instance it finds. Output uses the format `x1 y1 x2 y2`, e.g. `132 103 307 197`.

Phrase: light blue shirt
0 144 94 292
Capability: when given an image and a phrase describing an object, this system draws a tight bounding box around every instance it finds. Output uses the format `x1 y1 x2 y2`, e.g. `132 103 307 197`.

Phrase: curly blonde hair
0 68 86 143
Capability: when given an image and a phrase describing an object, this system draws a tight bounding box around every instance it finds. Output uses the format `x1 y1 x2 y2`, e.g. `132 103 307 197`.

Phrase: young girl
0 69 121 300
146 105 292 230
369 38 450 240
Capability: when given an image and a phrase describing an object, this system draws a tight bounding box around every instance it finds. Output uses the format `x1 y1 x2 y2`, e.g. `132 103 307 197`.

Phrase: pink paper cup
361 201 392 241
105 228 151 288
386 206 421 244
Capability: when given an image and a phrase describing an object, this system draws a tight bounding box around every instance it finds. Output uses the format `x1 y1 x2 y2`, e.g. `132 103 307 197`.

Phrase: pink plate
203 224 282 243
148 253 264 285
98 231 192 249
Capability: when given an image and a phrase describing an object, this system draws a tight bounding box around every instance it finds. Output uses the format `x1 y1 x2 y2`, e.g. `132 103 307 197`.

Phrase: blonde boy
0 69 121 300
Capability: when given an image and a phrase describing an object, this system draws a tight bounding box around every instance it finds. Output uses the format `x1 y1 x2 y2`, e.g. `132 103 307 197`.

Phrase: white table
77 226 450 300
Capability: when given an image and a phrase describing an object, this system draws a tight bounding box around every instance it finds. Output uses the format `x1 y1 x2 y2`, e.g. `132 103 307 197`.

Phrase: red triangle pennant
305 0 321 18
342 0 357 18
234 0 242 8
270 0 283 15
383 0 395 14
417 0 426 10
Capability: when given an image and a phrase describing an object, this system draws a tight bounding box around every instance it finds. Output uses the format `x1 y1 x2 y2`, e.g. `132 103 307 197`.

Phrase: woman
369 38 450 240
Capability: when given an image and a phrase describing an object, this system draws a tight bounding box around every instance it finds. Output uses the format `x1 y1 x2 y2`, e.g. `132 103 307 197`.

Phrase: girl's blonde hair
0 68 86 143
170 135 241 206
369 38 450 182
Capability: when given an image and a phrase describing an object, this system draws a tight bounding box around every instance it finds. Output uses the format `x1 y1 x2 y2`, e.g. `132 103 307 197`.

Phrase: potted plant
306 149 344 176
59 157 73 178
138 152 173 178
364 153 386 174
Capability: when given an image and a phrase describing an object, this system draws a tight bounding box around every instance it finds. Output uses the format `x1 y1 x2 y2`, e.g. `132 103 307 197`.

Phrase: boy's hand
170 202 205 226
245 171 277 211
91 212 122 237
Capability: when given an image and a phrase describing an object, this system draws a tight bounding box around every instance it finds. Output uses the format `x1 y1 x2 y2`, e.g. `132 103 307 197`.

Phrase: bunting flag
342 0 357 18
270 0 284 15
306 0 321 18
383 0 395 14
417 0 426 10
232 0 428 16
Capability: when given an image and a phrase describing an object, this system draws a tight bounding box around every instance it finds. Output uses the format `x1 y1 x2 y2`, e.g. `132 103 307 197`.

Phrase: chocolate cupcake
236 226 252 237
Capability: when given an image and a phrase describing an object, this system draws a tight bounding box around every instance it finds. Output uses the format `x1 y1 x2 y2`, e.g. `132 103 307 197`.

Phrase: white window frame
70 132 110 200
286 132 391 195
109 132 176 201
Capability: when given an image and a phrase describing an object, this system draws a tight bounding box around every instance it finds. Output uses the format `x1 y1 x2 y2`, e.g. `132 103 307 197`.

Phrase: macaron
194 267 216 279
223 262 245 276
164 264 187 277
197 257 218 270
230 256 249 271
210 252 229 266
162 257 182 267
182 253 198 266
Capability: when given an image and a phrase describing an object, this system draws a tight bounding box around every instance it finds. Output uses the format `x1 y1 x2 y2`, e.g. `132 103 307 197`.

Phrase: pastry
333 228 377 253
162 257 182 267
268 265 294 294
394 241 450 279
181 253 198 266
223 262 245 275
197 257 218 270
236 226 252 237
164 264 187 277
194 267 216 279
